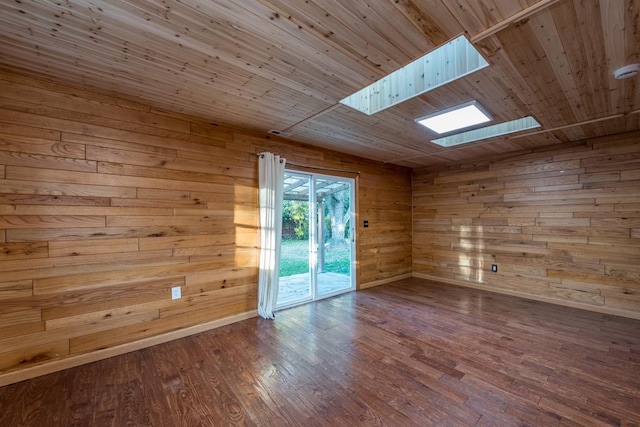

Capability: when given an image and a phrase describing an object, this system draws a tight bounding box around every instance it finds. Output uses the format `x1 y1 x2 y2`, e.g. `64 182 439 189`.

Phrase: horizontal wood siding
0 70 412 381
413 133 640 319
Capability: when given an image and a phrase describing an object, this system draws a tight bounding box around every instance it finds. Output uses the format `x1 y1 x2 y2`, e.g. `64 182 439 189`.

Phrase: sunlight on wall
458 225 484 283
235 183 260 266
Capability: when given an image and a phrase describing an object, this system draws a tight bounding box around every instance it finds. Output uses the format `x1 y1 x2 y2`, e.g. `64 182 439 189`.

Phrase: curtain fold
257 152 286 319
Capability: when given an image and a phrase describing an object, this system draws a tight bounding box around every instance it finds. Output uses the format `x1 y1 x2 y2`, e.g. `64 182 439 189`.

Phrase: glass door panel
277 172 312 307
316 177 354 296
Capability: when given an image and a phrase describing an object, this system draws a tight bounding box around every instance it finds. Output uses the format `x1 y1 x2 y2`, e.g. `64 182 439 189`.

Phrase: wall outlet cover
491 264 498 272
171 286 182 300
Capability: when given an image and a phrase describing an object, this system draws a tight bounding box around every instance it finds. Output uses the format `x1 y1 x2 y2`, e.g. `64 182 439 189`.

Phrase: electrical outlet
491 264 498 273
171 286 182 300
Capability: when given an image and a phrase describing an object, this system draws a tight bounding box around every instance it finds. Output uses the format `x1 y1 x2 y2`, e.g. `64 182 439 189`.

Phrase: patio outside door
276 171 355 309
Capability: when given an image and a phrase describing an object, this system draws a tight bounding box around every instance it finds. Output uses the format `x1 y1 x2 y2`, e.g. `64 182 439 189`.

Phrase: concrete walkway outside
278 272 352 306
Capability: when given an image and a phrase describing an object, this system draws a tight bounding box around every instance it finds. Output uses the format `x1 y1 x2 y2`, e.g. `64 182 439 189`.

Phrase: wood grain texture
0 1 638 168
413 131 640 318
0 278 638 426
0 72 412 380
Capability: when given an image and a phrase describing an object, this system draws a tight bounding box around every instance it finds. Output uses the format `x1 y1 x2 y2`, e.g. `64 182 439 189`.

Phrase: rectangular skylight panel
430 116 541 147
340 35 489 115
416 102 491 134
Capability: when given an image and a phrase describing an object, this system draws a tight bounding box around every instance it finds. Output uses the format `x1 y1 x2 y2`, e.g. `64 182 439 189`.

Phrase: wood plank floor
1 277 639 426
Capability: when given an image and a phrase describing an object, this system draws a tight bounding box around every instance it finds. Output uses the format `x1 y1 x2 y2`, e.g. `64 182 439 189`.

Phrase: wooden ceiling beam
469 0 562 43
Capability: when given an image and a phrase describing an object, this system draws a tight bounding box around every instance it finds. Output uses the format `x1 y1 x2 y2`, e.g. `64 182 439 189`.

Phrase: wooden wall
413 133 640 319
0 70 412 385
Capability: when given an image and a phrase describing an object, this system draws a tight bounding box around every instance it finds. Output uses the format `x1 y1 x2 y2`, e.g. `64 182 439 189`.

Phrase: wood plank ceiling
0 0 638 168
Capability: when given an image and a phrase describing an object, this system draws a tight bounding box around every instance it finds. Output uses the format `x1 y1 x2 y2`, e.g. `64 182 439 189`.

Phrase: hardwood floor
1 277 639 426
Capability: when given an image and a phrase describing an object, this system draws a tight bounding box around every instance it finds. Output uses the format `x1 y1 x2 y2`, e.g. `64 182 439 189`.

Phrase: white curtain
257 152 286 319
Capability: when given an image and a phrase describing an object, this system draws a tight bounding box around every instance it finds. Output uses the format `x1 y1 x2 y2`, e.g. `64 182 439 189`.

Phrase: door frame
276 170 356 310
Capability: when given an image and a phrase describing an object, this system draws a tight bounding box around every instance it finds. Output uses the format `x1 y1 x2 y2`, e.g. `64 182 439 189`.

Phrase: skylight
340 35 489 115
430 116 541 147
416 101 491 134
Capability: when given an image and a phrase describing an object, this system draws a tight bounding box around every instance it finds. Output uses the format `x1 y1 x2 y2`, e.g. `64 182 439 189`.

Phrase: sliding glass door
277 171 355 309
